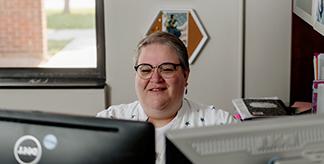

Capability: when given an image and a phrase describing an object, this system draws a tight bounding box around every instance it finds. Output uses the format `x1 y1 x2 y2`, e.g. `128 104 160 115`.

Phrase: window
0 0 105 88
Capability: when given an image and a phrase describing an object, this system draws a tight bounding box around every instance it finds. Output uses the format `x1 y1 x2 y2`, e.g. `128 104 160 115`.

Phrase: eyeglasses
134 62 182 79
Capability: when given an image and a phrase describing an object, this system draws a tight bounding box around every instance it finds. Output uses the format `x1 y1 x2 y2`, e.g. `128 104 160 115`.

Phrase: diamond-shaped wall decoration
147 9 208 64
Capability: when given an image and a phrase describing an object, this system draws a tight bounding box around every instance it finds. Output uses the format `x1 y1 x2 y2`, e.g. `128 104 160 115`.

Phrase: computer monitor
0 109 155 164
166 114 324 164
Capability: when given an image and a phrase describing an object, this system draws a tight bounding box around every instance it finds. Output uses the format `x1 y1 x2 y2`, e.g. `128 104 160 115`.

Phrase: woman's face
135 43 189 119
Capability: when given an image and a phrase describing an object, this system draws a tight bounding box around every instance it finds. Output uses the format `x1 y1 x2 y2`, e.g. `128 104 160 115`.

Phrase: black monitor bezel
0 109 156 164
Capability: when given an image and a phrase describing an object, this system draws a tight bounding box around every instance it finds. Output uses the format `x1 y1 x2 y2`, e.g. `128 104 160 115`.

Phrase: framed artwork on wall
147 9 208 64
293 0 324 36
293 0 314 25
313 0 324 36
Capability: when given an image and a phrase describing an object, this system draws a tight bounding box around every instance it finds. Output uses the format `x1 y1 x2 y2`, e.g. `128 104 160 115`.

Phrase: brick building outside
0 0 47 67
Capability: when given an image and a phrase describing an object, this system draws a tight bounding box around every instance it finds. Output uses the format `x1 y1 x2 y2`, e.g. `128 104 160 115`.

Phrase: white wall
0 89 106 116
105 0 243 113
244 0 291 104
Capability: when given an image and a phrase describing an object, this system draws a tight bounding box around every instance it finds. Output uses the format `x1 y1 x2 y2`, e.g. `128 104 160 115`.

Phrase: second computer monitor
166 114 324 164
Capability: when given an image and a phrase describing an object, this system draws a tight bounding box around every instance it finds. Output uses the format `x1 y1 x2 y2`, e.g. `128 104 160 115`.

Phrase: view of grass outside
47 39 72 56
42 0 97 68
46 9 95 57
46 9 95 29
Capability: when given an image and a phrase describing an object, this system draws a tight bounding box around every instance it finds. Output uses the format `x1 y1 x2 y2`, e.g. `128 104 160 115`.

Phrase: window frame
0 0 106 88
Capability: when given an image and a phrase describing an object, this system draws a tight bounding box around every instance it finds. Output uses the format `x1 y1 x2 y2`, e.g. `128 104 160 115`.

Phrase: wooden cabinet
290 14 324 104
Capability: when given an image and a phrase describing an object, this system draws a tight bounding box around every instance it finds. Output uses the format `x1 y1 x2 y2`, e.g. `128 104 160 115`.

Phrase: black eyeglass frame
134 62 182 71
134 62 183 79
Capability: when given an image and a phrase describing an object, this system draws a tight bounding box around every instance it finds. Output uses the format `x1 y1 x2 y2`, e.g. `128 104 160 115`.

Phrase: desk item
313 53 324 80
291 101 312 114
312 80 324 113
317 84 324 114
232 97 292 120
312 53 324 113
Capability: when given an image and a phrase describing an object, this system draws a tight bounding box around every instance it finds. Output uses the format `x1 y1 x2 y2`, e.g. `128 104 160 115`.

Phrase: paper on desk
291 101 312 114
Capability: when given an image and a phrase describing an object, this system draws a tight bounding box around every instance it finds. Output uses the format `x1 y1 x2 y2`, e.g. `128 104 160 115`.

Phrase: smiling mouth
149 88 167 92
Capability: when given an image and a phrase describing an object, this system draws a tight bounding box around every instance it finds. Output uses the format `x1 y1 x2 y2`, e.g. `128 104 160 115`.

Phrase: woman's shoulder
181 98 238 125
184 98 220 114
96 101 140 119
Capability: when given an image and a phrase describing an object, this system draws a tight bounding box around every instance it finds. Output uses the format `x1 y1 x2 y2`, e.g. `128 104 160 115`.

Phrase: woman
97 31 238 164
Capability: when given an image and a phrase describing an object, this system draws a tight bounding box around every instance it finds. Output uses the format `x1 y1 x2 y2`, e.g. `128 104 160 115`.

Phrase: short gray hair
135 31 190 71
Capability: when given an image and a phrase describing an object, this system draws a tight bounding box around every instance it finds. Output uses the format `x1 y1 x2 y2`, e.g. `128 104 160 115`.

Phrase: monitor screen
0 109 155 164
166 114 324 164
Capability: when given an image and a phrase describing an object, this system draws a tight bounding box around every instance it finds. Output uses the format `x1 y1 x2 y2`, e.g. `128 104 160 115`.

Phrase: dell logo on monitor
14 135 42 164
